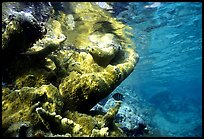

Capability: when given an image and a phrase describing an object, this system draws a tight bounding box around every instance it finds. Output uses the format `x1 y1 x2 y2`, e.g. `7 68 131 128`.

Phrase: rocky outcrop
2 2 139 137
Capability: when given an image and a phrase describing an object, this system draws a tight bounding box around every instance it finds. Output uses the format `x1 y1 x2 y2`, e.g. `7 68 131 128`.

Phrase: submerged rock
87 32 122 66
35 101 124 137
2 2 139 137
2 84 63 136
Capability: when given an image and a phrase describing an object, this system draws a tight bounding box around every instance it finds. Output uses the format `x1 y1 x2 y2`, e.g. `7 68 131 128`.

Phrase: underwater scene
2 2 202 137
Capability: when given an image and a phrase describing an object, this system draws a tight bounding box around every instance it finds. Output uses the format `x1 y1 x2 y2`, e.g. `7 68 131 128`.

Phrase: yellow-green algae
35 100 124 137
2 2 139 137
2 84 63 134
53 2 139 112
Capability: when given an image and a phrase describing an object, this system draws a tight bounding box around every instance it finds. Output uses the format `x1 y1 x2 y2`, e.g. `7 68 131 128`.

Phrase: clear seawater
114 2 202 137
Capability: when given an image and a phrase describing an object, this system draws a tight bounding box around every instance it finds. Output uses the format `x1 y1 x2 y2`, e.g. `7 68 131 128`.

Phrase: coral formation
35 101 124 137
2 84 63 137
91 86 155 137
2 2 139 137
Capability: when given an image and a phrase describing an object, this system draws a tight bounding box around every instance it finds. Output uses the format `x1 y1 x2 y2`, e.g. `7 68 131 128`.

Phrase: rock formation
2 2 139 137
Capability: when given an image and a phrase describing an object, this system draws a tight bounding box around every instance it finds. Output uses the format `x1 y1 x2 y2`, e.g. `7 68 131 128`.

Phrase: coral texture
2 2 139 137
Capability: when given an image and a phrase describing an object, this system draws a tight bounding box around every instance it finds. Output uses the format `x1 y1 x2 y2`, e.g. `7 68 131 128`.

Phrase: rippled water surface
114 2 202 137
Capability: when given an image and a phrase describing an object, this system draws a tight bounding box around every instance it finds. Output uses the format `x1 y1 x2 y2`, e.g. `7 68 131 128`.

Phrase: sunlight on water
115 2 202 137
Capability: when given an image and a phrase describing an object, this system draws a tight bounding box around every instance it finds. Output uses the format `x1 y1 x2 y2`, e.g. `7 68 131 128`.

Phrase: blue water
113 2 202 137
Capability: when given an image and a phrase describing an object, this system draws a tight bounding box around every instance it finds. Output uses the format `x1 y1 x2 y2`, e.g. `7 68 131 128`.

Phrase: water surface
115 2 202 137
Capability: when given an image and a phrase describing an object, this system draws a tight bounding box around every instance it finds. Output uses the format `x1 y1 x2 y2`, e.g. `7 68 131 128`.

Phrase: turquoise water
114 2 202 137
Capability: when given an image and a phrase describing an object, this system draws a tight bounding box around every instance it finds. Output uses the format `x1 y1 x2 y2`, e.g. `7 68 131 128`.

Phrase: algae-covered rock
2 8 46 83
87 32 122 66
2 84 63 136
2 2 139 137
58 46 138 112
35 100 125 137
55 2 139 112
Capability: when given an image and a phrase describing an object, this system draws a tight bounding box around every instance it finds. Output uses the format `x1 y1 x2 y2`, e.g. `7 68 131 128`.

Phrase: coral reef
35 101 124 137
2 2 139 137
2 9 46 83
2 84 63 133
91 86 156 137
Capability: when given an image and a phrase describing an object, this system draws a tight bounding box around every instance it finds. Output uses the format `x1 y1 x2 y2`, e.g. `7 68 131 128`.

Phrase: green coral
2 84 63 134
35 101 125 137
14 70 49 89
2 2 139 137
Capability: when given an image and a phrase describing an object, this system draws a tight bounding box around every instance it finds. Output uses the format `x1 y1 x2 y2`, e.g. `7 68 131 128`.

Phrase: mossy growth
2 2 139 137
65 111 97 135
14 70 49 89
50 2 134 50
2 84 63 135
